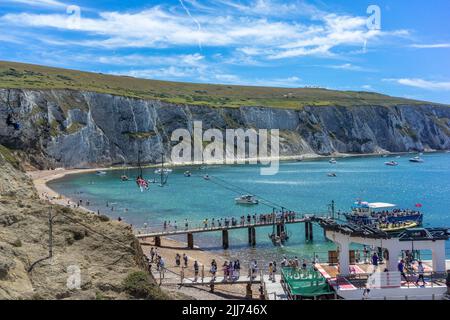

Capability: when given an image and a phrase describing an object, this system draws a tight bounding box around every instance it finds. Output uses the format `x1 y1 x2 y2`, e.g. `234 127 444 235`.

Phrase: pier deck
135 216 313 238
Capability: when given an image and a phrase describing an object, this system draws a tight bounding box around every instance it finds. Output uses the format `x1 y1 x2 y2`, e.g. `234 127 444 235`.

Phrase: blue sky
1 0 450 103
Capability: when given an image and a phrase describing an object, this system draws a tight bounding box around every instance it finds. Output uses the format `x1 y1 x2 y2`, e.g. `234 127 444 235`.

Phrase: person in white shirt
416 261 426 286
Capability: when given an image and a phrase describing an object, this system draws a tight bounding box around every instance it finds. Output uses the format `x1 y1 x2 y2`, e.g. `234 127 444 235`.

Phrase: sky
0 0 450 104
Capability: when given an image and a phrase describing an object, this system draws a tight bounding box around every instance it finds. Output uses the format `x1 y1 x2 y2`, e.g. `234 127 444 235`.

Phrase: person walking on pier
210 260 217 281
235 260 241 278
183 253 188 267
175 253 181 267
150 247 155 262
185 219 188 230
416 261 426 286
268 262 274 281
398 259 408 282
194 261 199 282
371 252 379 271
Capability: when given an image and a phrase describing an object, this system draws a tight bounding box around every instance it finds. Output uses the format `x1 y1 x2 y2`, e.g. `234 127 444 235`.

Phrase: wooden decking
135 216 312 238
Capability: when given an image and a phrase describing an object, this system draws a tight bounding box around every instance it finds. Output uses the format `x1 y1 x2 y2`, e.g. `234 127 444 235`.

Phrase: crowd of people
161 211 298 232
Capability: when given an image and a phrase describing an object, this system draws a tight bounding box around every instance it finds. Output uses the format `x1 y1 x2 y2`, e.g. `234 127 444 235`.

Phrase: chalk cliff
1 89 449 169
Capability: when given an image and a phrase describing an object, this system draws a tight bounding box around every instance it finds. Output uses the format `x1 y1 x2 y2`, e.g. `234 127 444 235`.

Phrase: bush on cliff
123 271 168 300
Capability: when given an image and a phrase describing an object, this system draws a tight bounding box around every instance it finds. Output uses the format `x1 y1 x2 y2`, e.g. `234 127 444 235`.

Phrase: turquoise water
49 153 450 262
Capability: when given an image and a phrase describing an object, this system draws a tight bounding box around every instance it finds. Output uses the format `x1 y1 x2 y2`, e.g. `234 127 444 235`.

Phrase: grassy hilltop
0 60 441 109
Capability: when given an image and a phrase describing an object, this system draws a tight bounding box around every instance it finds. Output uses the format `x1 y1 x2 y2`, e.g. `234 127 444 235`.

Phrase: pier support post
276 224 285 237
222 229 229 249
251 227 256 246
154 236 161 247
248 227 256 246
246 284 253 299
187 233 194 249
305 222 309 240
305 222 313 241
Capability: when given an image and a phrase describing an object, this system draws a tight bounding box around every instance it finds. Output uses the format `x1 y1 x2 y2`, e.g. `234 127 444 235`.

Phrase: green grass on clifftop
0 60 443 109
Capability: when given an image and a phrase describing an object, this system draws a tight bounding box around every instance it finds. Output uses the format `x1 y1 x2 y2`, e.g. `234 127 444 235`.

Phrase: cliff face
0 89 449 169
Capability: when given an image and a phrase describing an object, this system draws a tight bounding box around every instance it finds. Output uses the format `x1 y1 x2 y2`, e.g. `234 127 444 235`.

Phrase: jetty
135 213 319 249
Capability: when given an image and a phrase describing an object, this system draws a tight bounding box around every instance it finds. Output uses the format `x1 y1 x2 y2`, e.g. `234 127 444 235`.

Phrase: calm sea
49 152 450 263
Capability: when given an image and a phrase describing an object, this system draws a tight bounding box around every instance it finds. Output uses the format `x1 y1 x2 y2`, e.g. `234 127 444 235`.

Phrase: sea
49 152 450 264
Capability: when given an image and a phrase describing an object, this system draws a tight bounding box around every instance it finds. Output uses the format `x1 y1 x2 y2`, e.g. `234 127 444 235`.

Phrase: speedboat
379 221 419 233
409 156 424 163
235 195 258 205
329 158 337 164
385 161 398 166
184 170 191 177
327 172 337 177
203 174 210 180
154 168 173 174
95 171 107 176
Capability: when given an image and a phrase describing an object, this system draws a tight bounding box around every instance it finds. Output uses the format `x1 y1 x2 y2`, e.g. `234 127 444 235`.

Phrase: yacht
235 195 258 205
154 168 173 174
409 156 424 163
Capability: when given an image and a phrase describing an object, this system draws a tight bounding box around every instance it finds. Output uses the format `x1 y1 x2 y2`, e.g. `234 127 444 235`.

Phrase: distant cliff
1 89 449 169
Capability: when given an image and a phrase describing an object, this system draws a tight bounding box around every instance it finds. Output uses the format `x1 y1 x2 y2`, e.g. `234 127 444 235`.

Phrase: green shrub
122 271 168 300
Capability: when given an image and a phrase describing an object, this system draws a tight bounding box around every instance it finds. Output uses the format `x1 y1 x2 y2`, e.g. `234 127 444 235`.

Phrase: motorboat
385 161 398 166
95 171 107 176
235 195 258 205
327 172 337 177
409 156 424 163
379 221 419 233
329 158 337 164
184 170 191 177
154 168 173 174
120 175 129 181
203 174 210 180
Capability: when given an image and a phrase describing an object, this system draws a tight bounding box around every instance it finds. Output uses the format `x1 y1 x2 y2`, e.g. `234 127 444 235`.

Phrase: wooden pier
135 214 320 249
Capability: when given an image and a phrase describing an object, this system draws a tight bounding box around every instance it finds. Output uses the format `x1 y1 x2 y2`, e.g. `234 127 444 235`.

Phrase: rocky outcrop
0 89 449 169
0 145 168 300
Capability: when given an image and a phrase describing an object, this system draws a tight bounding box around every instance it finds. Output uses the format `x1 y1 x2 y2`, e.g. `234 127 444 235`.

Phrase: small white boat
409 156 424 163
385 161 398 166
235 195 258 205
327 172 337 177
95 171 107 176
154 168 173 174
203 174 210 180
184 170 191 177
329 158 337 164
120 175 129 181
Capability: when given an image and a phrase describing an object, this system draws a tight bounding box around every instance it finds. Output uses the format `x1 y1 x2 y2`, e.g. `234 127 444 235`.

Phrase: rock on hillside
0 146 168 300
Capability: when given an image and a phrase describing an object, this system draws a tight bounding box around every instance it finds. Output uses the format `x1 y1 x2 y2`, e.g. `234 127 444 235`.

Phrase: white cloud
0 2 408 61
329 63 366 71
3 0 66 8
384 78 450 91
410 43 450 49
